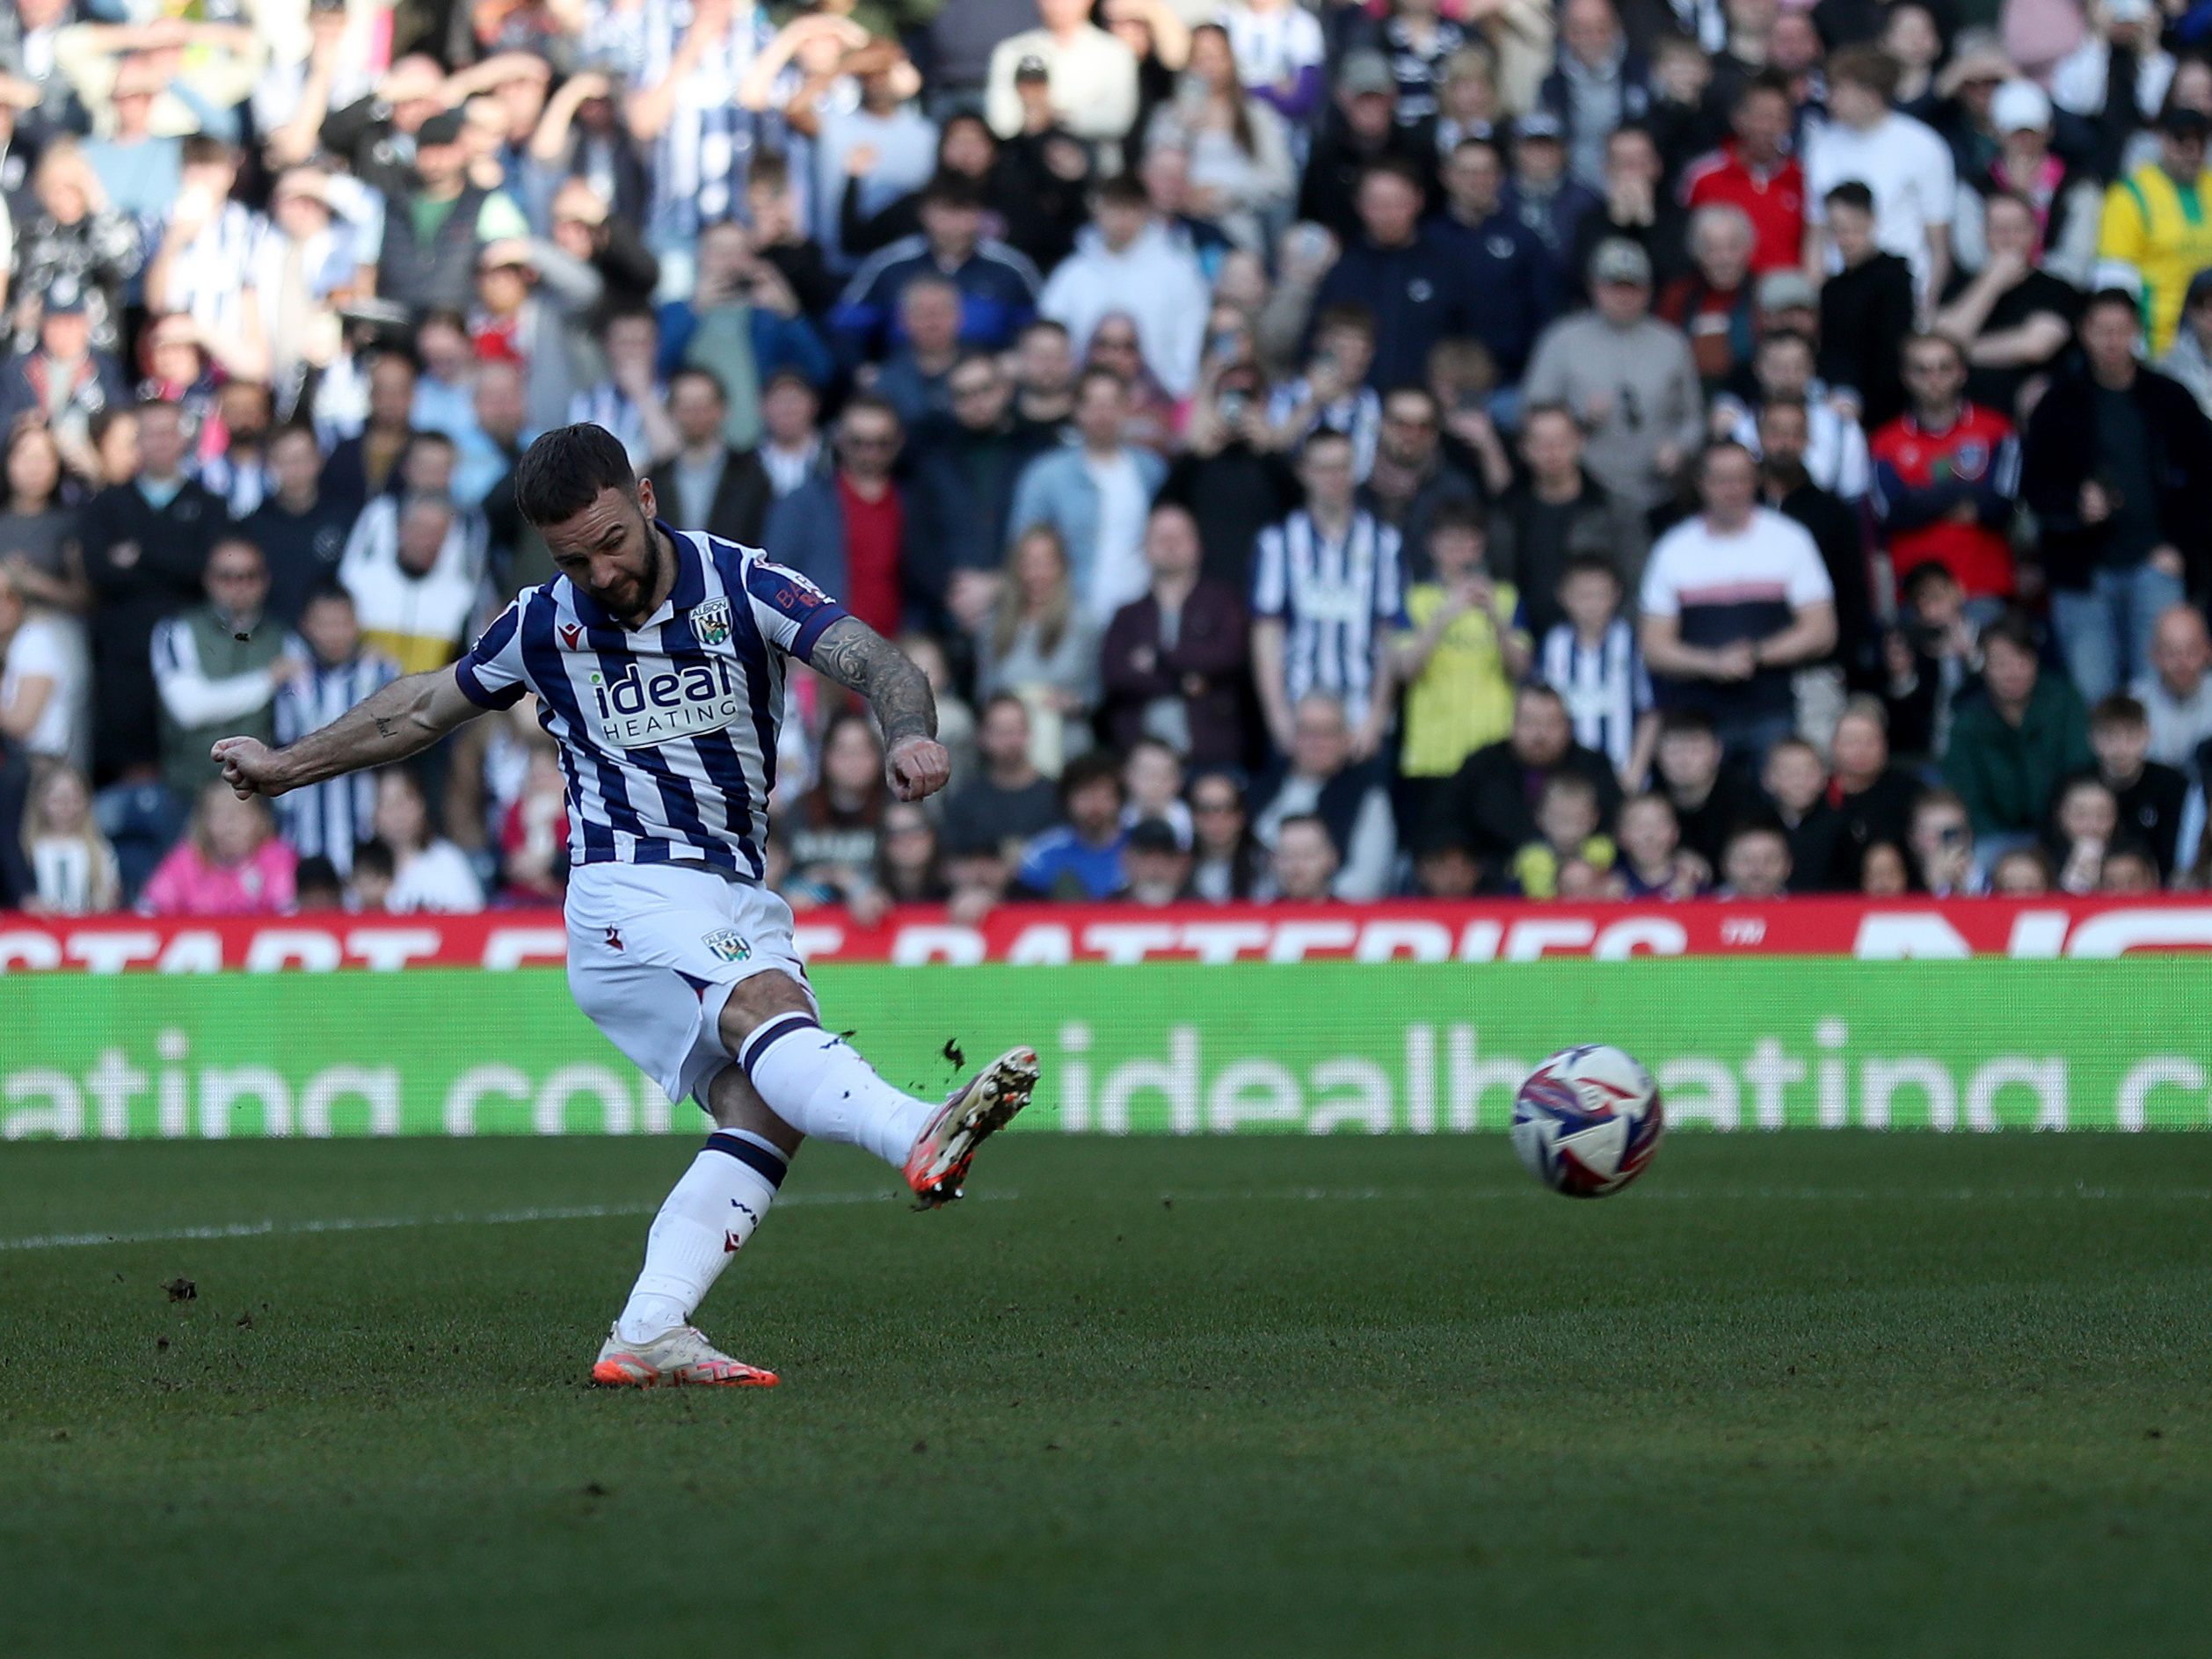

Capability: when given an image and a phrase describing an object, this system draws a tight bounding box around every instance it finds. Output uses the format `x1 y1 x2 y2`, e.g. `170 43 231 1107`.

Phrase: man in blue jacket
1313 156 1479 389
831 172 1043 365
1430 135 1554 383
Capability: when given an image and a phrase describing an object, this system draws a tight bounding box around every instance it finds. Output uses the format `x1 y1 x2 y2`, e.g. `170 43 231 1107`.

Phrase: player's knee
717 969 814 1058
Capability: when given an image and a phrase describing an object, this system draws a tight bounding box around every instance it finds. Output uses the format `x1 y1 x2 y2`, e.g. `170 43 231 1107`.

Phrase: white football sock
739 1013 936 1168
615 1130 786 1344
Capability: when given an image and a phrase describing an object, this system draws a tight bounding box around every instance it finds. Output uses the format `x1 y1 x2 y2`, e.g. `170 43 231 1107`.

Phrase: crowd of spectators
11 0 2212 917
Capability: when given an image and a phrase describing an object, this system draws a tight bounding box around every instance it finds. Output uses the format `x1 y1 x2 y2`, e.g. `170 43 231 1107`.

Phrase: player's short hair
513 424 637 527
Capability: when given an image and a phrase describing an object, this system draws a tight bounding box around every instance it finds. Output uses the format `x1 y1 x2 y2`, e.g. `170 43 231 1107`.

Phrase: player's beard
592 509 667 621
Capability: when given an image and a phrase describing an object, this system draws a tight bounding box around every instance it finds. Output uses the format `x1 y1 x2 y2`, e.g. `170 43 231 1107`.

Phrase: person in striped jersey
211 423 1039 1390
271 586 397 878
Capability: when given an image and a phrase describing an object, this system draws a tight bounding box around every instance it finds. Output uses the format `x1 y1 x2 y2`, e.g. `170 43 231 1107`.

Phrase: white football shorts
564 861 819 1110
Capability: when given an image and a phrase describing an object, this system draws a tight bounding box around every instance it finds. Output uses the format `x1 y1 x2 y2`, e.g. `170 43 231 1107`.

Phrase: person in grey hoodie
1519 236 1702 520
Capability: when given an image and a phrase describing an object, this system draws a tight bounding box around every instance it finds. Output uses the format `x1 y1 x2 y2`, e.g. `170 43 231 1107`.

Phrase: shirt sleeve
1372 525 1408 628
1251 525 1288 618
1637 538 1682 617
454 600 530 709
742 552 852 660
1784 523 1837 607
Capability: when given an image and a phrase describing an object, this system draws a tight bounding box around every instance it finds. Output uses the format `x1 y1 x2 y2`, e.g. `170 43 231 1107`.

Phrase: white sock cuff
738 1011 822 1075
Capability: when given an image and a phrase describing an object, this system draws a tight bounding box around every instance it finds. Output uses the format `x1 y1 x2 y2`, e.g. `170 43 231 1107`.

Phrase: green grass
1 1132 2208 1656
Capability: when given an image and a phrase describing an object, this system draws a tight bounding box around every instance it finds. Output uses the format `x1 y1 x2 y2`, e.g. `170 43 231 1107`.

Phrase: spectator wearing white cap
1950 79 2102 289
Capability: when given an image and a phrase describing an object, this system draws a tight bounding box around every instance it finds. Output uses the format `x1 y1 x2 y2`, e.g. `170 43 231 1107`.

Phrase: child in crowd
139 783 297 916
2082 695 2187 880
1882 560 1980 760
349 840 397 912
1762 737 1839 892
1608 792 1705 899
1393 502 1528 812
1859 840 1910 895
1538 554 1655 791
293 855 346 911
1513 773 1615 899
1266 303 1382 477
1990 847 2053 896
1121 736 1193 847
2047 776 2120 896
2100 847 2161 892
1413 837 1481 898
20 765 120 916
274 585 398 879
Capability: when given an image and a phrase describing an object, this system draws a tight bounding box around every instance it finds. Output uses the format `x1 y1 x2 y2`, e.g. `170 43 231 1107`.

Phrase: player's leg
717 971 1039 1207
608 1068 800 1351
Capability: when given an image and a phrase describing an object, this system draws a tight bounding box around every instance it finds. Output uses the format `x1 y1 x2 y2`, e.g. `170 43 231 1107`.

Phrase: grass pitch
0 1131 2207 1656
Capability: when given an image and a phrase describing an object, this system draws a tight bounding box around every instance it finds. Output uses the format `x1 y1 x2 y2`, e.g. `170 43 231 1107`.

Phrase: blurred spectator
1010 368 1168 624
1608 791 1704 898
644 367 773 545
371 768 484 913
349 838 397 911
2046 775 2120 894
1018 749 1129 899
1569 123 1692 306
472 235 604 442
1423 681 1622 871
1861 839 1912 896
1718 819 1792 898
1101 502 1249 769
11 142 142 364
0 281 129 479
1040 174 1210 399
339 491 482 676
1266 812 1340 902
1652 707 1762 869
1933 192 2080 424
987 0 1141 145
322 353 420 513
291 855 346 913
455 362 535 512
495 746 570 906
1188 769 1266 900
2022 290 2212 702
2077 694 2187 878
1659 204 1759 393
1160 348 1302 590
1681 73 1805 275
1640 440 1837 762
1316 158 1482 392
139 782 297 916
273 586 398 880
1761 737 1840 889
1391 498 1529 795
1503 112 1604 285
1881 559 1980 759
1803 46 1956 302
1120 738 1190 846
764 395 913 637
2133 604 2212 773
1943 610 2092 853
758 371 829 499
2101 844 2161 892
1523 238 1702 519
568 309 679 471
1542 0 1654 189
1815 182 1917 433
1757 397 1877 705
150 536 297 803
0 426 91 631
1870 331 2020 610
1252 691 1394 899
22 763 121 916
1220 0 1329 126
83 399 228 788
836 173 1043 365
379 110 532 317
1266 303 1381 477
2096 106 2212 358
1488 403 1642 639
1539 552 1655 789
1989 845 2052 897
871 277 967 429
1361 386 1483 557
1433 136 1553 387
1147 25 1296 252
1120 816 1193 906
1827 695 1921 888
0 561 89 775
912 353 1051 589
1251 427 1405 755
942 693 1064 862
1722 331 1868 502
1511 771 1615 898
975 525 1101 763
1299 53 1430 246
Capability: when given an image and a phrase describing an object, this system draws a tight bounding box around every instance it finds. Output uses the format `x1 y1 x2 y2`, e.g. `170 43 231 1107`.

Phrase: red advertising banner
5 897 2212 972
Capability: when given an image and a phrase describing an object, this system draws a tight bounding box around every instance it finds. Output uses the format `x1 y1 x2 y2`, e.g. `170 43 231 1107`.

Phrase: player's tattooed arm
805 615 951 801
210 666 484 799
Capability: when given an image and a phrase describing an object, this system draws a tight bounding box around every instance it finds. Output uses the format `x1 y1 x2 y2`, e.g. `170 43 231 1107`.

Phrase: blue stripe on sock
705 1131 789 1189
738 1010 820 1074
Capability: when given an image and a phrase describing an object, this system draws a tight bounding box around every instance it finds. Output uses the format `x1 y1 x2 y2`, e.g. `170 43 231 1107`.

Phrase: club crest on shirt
703 928 751 963
693 597 732 645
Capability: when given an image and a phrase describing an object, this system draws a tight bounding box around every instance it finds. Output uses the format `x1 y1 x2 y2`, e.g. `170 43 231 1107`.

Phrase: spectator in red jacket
1679 73 1804 275
1868 331 2020 610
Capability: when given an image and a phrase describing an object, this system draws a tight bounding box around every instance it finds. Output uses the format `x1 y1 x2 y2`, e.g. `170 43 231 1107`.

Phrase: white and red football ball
1511 1044 1665 1198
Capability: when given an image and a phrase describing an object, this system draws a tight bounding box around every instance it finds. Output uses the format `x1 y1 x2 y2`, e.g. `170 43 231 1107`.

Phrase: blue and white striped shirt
274 650 401 874
1538 617 1652 773
454 524 848 877
1250 509 1405 731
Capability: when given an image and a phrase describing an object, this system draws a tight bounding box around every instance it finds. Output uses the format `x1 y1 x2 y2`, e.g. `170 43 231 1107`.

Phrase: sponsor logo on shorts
693 597 732 645
704 928 751 963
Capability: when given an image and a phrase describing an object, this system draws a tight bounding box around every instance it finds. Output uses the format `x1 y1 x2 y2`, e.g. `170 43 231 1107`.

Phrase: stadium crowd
11 0 2212 916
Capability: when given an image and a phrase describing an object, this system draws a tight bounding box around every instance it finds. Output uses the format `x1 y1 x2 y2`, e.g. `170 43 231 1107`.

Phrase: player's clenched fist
211 737 285 800
884 736 950 802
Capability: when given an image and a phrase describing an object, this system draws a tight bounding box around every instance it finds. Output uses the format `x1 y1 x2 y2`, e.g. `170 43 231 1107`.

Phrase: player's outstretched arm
210 666 486 800
804 615 949 802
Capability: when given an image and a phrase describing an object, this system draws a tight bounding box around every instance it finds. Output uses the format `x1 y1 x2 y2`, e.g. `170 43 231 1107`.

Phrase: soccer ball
1510 1044 1665 1198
